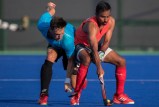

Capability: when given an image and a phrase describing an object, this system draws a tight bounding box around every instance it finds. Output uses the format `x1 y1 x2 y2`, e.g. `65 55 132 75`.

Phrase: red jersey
75 16 110 46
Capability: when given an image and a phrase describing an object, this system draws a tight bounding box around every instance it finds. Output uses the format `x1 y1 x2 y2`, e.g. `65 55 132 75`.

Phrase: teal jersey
37 12 75 58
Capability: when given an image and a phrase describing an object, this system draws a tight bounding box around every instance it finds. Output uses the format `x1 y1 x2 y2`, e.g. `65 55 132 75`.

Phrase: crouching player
37 2 78 105
70 1 134 105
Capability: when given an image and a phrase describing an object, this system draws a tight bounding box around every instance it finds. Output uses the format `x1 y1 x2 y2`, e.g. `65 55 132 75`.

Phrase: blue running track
0 54 159 107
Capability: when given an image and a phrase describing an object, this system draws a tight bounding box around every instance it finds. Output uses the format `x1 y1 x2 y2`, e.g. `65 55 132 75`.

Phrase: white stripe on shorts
77 48 84 61
77 47 112 62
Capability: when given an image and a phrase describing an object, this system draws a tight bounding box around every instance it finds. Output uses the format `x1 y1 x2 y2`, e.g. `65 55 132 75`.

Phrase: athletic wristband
64 78 71 83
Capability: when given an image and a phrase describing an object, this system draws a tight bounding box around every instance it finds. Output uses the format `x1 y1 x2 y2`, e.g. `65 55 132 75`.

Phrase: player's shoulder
85 21 97 30
108 16 115 24
63 23 75 38
43 12 49 15
65 23 76 32
85 16 98 27
66 23 75 29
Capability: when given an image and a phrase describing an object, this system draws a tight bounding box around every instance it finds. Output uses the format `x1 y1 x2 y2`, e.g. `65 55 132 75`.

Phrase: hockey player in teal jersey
37 2 76 105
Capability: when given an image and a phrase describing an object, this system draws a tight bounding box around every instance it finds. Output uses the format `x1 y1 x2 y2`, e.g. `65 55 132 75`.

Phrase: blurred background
0 0 159 54
0 1 159 107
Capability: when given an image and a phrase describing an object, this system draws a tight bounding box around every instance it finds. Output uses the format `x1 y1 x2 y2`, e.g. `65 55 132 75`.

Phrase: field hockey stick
99 75 113 106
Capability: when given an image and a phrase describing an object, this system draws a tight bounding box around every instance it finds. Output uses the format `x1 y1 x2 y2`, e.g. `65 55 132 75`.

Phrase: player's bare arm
64 56 74 92
47 2 56 16
83 22 104 77
66 56 74 78
100 16 115 52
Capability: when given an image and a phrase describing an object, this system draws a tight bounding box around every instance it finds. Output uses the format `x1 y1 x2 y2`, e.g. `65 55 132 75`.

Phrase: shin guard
40 60 53 95
75 64 88 93
115 66 126 95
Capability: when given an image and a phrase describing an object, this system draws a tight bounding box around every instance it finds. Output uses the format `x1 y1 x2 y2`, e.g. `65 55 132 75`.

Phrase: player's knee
80 55 91 66
117 57 126 66
72 68 78 75
120 57 126 66
46 49 57 62
47 55 56 62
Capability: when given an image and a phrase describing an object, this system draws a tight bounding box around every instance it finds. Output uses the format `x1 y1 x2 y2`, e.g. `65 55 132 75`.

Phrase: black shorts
74 44 92 64
47 44 68 70
74 37 105 63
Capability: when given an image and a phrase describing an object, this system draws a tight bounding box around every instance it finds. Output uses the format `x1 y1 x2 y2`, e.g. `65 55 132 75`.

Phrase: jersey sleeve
37 12 52 37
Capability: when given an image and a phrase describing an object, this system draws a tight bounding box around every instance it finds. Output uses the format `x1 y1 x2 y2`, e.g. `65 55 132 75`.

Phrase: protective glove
98 51 105 61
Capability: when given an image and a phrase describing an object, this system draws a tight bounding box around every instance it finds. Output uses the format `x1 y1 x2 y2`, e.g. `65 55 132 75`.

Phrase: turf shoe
70 92 81 105
38 93 48 105
113 93 134 104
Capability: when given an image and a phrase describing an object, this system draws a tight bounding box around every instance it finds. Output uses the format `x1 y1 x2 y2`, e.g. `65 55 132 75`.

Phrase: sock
75 64 88 93
40 60 53 95
115 66 126 95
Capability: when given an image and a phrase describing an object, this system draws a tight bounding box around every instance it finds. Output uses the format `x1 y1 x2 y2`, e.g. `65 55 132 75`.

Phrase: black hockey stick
99 76 113 106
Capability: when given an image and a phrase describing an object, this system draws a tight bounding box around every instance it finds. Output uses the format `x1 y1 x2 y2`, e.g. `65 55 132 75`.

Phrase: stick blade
103 99 113 106
99 76 104 84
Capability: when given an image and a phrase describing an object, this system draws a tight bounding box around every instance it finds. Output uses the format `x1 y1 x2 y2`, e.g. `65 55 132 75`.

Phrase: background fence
0 0 159 52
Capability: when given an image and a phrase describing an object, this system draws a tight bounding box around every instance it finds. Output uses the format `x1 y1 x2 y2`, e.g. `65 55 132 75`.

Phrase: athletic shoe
38 93 48 105
70 92 81 105
82 79 88 90
113 93 134 104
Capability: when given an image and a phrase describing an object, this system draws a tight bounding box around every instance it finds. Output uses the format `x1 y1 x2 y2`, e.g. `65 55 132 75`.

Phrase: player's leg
70 45 91 105
102 49 134 104
65 55 87 92
70 60 88 90
71 57 79 89
39 46 58 105
66 60 80 92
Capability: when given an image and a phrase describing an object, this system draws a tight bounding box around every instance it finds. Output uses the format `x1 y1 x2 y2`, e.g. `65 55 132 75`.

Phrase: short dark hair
50 16 67 29
96 1 111 16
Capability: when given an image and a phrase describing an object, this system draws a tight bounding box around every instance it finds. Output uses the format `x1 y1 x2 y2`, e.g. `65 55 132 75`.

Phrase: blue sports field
0 53 159 107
